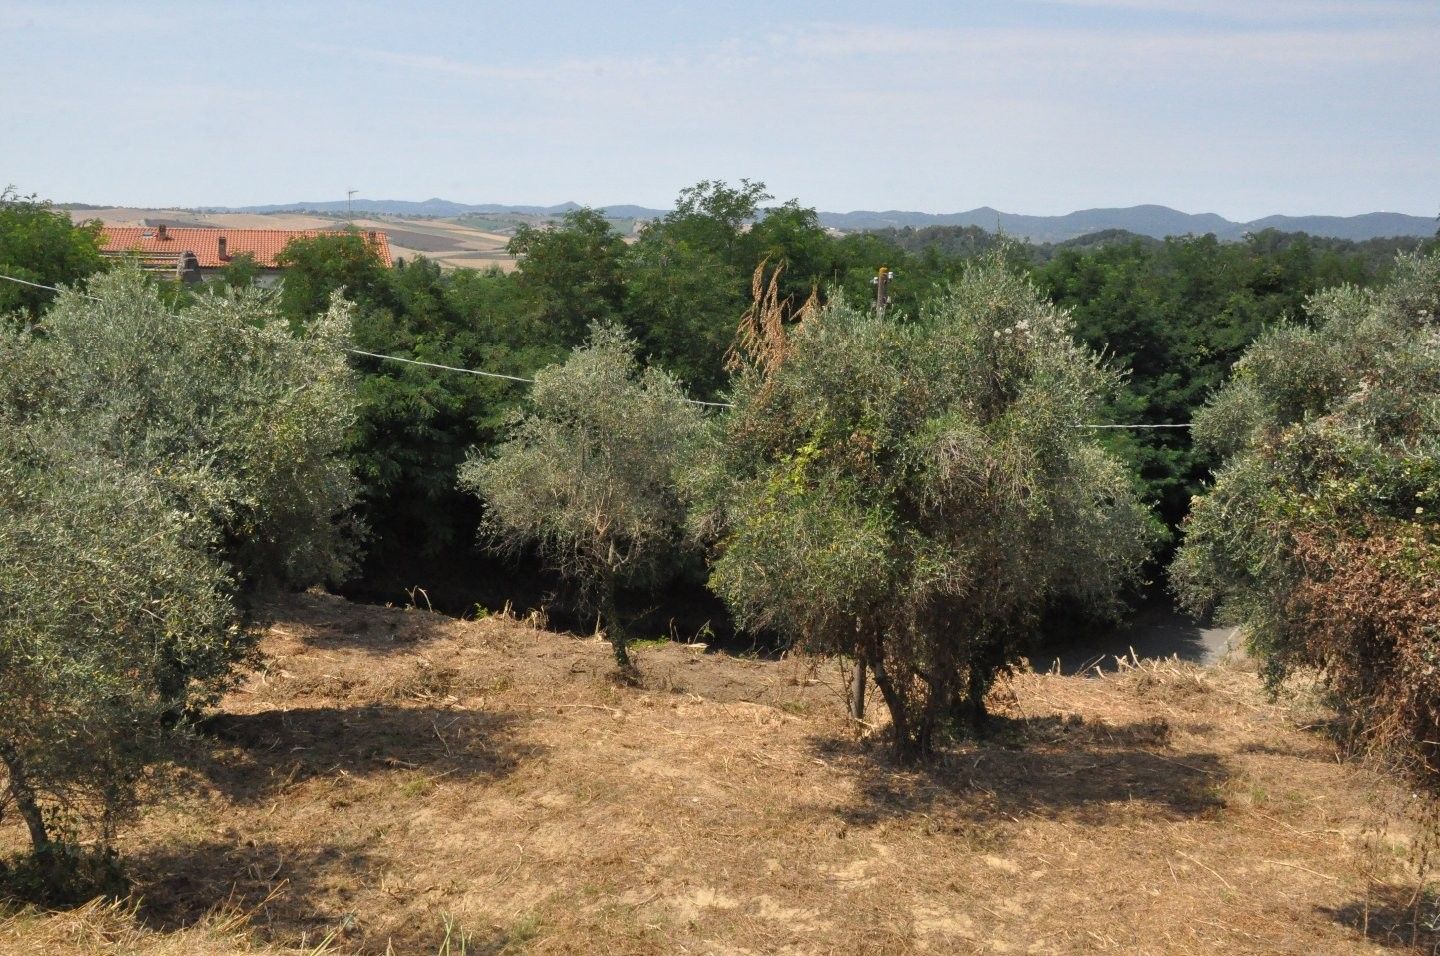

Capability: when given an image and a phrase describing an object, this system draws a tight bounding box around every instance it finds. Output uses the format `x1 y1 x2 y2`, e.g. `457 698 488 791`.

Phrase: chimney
156 223 168 240
218 235 228 260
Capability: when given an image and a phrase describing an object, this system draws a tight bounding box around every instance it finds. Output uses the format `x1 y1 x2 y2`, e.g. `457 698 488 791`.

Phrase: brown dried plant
725 259 818 383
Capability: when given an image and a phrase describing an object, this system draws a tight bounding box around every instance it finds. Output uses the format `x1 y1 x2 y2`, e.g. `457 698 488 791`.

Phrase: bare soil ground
3 592 1436 954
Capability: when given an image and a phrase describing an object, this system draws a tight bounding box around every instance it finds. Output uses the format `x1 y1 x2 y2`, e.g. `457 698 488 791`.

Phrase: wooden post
873 265 893 317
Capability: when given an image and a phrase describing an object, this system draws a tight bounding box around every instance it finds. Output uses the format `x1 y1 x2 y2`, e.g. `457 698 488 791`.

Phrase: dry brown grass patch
4 594 1438 954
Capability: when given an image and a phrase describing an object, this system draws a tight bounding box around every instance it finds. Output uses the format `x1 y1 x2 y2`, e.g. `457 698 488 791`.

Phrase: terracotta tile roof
98 226 393 269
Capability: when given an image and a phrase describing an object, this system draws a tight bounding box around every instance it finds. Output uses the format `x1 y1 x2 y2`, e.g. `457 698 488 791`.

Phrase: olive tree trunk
0 739 51 854
600 574 634 677
869 656 928 762
848 659 866 721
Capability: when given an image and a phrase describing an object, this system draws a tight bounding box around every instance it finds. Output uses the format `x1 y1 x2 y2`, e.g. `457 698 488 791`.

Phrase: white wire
1 272 733 407
343 348 536 384
0 273 103 302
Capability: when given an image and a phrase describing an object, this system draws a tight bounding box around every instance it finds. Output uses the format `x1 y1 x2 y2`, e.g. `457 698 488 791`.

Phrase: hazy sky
2 0 1436 220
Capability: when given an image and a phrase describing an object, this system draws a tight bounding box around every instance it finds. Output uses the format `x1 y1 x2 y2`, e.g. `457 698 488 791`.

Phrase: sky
1 0 1437 220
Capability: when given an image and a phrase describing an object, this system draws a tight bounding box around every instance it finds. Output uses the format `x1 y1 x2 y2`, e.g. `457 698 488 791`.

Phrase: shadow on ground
813 713 1227 828
133 838 372 943
128 704 541 950
188 704 537 803
1321 885 1440 951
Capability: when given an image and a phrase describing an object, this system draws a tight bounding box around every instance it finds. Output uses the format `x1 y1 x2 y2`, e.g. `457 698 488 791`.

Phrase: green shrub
12 269 362 592
0 425 239 866
1174 253 1440 779
0 270 362 886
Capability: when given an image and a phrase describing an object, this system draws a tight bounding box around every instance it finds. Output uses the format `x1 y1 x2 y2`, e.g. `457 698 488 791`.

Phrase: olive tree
459 324 706 675
0 271 362 883
17 269 362 592
687 257 1152 760
0 425 238 872
1173 253 1440 778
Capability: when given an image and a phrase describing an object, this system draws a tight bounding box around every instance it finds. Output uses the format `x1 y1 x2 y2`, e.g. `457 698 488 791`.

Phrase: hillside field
2 592 1435 955
68 208 524 272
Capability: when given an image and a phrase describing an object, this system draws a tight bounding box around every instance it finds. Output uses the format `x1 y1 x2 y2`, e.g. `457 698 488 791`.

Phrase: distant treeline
867 222 1432 267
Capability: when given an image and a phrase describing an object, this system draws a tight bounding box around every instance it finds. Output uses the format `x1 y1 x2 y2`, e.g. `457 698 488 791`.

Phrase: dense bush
1174 253 1440 779
0 189 104 318
21 270 362 591
688 257 1153 759
1034 231 1429 534
0 422 240 867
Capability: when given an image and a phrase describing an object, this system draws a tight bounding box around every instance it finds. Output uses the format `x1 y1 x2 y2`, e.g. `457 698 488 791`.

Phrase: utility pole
872 264 894 317
347 189 358 221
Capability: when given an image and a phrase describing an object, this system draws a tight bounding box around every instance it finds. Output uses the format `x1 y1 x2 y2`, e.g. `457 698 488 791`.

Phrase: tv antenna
347 188 358 220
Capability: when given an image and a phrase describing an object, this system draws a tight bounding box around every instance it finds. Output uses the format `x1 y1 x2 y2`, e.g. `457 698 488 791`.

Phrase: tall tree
509 207 628 344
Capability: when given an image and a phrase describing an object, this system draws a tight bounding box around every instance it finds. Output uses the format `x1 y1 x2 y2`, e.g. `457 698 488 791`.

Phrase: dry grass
3 592 1437 954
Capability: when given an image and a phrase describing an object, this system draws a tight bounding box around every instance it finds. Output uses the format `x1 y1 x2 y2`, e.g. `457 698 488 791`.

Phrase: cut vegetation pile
2 592 1436 954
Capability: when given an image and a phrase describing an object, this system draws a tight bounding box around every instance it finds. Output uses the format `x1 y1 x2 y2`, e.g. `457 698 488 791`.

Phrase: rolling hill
211 199 1438 242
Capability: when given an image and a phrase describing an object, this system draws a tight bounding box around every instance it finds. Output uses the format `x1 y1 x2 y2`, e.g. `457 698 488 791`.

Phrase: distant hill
211 199 1437 243
818 204 1437 242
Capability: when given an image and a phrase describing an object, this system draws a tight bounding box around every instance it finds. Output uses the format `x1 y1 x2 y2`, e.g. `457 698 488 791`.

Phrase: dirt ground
3 591 1437 955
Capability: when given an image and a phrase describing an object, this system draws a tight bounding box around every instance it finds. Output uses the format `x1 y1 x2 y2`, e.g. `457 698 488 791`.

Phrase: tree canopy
0 189 104 318
0 270 361 884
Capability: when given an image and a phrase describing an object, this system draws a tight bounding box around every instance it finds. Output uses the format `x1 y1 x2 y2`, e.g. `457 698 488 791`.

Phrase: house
98 224 393 285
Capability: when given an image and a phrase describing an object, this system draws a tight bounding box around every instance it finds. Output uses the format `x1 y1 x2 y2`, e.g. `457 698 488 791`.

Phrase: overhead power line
0 272 1193 424
0 273 103 302
1 272 733 407
344 349 537 384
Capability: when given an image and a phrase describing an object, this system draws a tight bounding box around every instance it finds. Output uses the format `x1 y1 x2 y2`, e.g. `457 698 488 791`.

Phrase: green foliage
0 268 365 883
353 258 564 567
253 232 574 586
509 208 628 343
274 229 393 327
689 257 1153 759
1174 252 1440 778
18 270 363 591
1033 231 1423 533
460 324 705 672
0 423 240 863
216 251 261 289
623 218 747 397
0 188 105 318
623 182 844 397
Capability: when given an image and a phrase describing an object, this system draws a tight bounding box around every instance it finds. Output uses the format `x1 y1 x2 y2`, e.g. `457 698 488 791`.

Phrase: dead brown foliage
725 260 817 382
1286 527 1440 779
2 593 1437 954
